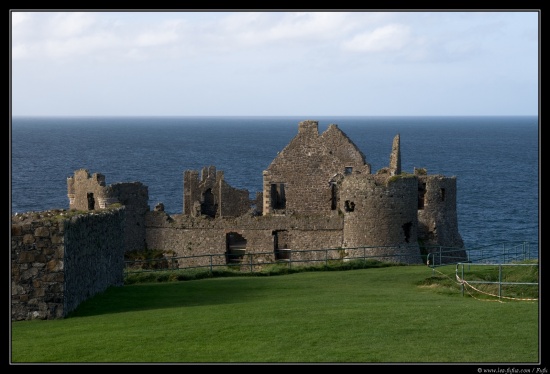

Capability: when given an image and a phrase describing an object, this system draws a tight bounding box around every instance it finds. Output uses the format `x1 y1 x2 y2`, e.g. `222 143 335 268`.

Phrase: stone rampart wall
109 182 149 251
11 208 126 321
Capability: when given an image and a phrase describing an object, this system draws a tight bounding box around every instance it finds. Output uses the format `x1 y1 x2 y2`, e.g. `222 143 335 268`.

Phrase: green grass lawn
10 264 539 363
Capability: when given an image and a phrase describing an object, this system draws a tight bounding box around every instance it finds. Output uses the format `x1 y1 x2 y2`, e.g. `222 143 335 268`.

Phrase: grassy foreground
10 263 539 364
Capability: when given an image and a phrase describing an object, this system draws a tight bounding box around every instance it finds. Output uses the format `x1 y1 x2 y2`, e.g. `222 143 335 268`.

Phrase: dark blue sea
10 116 539 256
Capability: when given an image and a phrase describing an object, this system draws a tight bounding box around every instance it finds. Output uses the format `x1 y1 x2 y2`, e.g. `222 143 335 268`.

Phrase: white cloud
43 33 114 59
11 11 31 28
134 20 185 47
262 12 354 42
11 12 394 63
213 12 367 50
49 12 97 38
342 24 411 53
11 12 192 62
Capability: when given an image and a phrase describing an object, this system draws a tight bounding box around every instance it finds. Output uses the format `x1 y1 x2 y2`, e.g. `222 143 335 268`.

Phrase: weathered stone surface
11 208 125 321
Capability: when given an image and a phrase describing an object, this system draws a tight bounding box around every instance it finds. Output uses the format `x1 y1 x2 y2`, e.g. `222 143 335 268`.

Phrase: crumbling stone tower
67 169 149 252
67 169 114 210
340 173 422 264
416 173 464 249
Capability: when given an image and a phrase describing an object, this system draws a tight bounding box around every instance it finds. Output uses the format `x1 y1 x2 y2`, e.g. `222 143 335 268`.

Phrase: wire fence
124 241 537 276
426 241 537 271
125 244 428 275
455 262 539 300
424 241 539 301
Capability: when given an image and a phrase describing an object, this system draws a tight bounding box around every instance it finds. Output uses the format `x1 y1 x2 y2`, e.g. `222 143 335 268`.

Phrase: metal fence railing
124 244 429 275
426 241 537 273
455 262 539 299
125 241 538 276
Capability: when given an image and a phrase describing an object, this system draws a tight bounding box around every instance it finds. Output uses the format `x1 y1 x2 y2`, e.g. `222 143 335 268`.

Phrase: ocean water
10 116 539 255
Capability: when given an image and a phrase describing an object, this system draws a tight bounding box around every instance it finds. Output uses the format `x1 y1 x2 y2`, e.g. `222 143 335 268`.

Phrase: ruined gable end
67 169 113 211
262 120 370 215
183 166 254 218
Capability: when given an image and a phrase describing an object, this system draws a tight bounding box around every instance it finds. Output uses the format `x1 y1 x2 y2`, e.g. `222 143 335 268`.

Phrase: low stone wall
144 211 345 266
11 208 126 321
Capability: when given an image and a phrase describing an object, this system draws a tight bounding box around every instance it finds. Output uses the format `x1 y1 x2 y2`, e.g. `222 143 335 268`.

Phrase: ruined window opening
330 183 338 210
87 193 95 210
270 183 286 210
344 167 353 175
402 222 412 243
418 182 426 210
272 230 291 261
344 200 355 212
226 232 247 264
201 188 217 218
440 188 446 202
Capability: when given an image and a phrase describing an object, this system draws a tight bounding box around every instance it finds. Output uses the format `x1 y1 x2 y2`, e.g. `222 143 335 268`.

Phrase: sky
10 10 539 117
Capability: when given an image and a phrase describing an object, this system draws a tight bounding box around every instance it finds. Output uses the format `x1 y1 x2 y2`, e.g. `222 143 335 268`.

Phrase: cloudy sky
10 10 539 117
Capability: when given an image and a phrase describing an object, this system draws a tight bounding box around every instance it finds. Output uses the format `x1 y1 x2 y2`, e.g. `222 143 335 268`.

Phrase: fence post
431 253 435 275
210 255 213 273
498 264 502 299
460 264 464 297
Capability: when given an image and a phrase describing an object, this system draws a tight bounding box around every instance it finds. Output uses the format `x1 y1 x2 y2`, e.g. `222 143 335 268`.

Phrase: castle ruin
11 119 465 320
64 119 465 265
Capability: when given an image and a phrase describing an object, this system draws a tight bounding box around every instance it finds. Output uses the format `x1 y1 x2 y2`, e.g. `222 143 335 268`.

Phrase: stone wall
219 177 252 218
109 182 149 251
417 174 466 261
144 211 345 267
66 169 148 252
183 166 252 218
67 169 111 210
11 208 126 321
262 121 371 215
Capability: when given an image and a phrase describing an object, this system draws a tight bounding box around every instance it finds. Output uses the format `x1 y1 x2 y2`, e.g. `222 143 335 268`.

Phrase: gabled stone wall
262 121 371 215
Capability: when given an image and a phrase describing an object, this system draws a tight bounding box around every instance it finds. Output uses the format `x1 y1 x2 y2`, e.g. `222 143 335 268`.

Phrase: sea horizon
11 115 539 254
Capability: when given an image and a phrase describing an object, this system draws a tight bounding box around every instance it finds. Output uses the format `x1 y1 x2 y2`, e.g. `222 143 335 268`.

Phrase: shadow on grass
68 260 401 318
